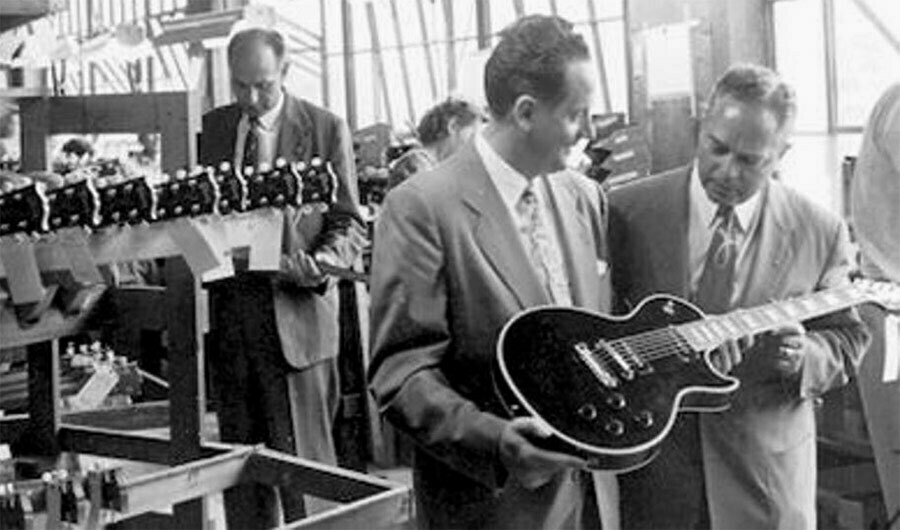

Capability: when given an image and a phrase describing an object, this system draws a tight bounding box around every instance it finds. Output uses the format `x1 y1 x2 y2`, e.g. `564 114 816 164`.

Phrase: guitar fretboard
675 284 867 351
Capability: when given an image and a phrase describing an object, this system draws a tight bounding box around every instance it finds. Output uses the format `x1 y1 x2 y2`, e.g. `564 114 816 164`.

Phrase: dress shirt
688 163 763 306
852 83 900 282
474 133 571 305
234 89 285 171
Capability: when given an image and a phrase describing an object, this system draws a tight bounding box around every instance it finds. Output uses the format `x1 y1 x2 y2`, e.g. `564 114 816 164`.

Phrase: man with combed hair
610 63 869 529
369 14 617 530
200 27 364 529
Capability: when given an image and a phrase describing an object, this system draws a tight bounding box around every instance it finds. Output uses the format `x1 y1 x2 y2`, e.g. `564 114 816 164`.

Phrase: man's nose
722 155 741 180
248 87 260 106
577 112 593 140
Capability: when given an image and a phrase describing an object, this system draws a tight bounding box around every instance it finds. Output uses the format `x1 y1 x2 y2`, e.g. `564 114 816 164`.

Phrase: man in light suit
368 15 617 530
609 64 869 529
199 28 363 529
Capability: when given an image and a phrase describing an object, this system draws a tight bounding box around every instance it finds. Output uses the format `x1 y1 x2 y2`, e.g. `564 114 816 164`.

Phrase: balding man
200 28 363 529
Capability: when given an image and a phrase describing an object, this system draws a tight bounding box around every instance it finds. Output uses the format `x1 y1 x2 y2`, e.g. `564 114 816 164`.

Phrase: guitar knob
578 403 598 421
171 183 181 193
604 419 625 437
174 205 183 215
190 204 200 214
274 193 285 204
260 197 270 206
634 410 654 429
605 393 626 410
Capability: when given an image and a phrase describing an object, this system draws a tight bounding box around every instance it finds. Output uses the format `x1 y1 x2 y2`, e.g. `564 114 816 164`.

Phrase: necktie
694 205 739 314
242 117 260 171
517 185 572 305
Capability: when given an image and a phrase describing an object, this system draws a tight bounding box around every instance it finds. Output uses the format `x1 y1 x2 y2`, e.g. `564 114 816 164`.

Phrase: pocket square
596 259 609 277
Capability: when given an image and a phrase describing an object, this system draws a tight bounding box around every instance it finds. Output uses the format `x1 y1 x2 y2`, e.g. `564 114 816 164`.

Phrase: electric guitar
494 279 900 472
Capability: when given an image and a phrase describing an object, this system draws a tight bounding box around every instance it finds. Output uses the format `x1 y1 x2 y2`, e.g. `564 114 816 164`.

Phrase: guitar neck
676 284 869 351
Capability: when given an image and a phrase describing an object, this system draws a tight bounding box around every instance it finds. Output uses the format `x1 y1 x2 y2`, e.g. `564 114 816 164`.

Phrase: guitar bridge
574 342 619 388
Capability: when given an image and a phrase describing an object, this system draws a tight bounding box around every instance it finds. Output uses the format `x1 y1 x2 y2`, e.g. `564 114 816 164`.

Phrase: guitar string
584 290 862 371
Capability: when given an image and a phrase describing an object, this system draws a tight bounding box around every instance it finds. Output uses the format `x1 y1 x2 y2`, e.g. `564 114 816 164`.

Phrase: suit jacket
200 93 363 369
368 141 615 529
609 166 870 529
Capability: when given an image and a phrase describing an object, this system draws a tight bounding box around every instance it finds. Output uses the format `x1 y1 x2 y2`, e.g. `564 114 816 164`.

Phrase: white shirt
688 163 763 305
234 90 285 171
474 133 571 304
852 83 900 282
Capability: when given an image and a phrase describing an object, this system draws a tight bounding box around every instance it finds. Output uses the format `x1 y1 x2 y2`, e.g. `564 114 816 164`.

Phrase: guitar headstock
294 157 338 206
46 179 101 231
245 159 299 209
852 278 900 312
155 167 220 220
0 182 49 236
96 176 156 227
214 161 247 214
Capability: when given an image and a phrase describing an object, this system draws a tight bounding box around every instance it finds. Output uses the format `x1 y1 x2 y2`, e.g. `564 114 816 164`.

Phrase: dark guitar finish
155 168 219 220
495 295 737 472
46 180 101 230
0 184 48 235
213 162 247 214
97 177 156 226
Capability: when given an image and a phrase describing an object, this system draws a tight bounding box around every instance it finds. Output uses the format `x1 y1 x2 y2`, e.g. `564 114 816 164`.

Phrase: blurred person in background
388 97 482 189
851 82 900 526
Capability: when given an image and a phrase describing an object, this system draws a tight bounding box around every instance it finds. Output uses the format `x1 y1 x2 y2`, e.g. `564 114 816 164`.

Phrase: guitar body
495 295 739 472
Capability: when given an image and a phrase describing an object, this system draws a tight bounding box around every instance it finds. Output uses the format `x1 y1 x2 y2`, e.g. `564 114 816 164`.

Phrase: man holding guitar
369 15 616 530
609 64 870 529
199 28 364 529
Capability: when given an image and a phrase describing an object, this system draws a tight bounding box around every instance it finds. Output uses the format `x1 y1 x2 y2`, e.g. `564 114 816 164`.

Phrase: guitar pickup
596 339 635 380
574 342 619 388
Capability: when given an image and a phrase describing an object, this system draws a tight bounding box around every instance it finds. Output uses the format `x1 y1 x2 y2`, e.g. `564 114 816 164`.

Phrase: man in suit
609 63 870 529
368 15 617 530
199 28 363 529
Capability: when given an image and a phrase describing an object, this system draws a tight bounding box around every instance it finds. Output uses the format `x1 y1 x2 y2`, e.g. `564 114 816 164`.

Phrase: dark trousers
209 276 339 529
618 413 710 530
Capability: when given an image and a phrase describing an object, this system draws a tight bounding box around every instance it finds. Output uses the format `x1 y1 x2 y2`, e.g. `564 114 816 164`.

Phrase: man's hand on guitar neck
498 417 588 490
710 337 748 375
756 322 808 375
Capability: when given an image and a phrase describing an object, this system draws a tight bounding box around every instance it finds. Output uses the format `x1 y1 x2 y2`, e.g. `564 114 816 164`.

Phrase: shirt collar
246 89 285 131
475 132 533 212
689 162 761 232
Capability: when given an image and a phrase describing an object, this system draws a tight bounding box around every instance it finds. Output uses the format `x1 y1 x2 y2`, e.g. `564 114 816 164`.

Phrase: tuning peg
275 157 287 169
258 162 271 173
174 169 187 181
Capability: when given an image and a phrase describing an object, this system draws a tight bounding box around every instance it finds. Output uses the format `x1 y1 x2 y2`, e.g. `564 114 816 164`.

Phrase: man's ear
510 95 537 132
446 116 459 136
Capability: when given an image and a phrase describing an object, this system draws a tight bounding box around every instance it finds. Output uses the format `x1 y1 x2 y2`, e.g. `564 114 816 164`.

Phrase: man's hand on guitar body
498 417 588 490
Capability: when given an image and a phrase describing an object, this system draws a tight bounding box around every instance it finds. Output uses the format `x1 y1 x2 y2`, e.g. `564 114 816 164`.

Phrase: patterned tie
694 205 739 314
517 185 572 306
241 116 260 171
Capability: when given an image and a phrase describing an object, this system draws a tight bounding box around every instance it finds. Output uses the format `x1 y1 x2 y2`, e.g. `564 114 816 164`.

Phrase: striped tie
694 205 739 314
517 186 572 306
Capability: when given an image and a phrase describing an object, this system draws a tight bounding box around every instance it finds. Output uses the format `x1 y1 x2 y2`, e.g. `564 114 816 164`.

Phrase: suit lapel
278 95 313 162
542 176 598 309
740 181 793 306
458 144 549 309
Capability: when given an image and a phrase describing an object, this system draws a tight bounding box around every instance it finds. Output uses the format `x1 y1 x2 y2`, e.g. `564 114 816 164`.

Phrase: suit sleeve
367 184 508 489
799 220 871 398
311 118 366 270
